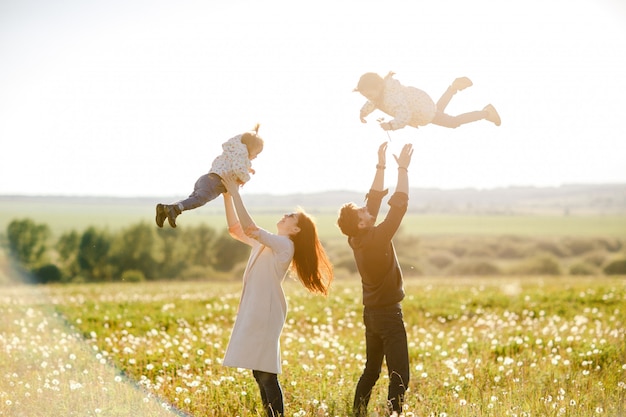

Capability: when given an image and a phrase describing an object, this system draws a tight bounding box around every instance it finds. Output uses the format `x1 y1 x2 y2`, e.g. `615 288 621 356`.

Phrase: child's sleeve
360 101 377 120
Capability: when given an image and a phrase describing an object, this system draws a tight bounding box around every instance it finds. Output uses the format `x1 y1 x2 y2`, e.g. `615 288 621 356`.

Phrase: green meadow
1 278 625 416
2 198 626 239
2 196 626 415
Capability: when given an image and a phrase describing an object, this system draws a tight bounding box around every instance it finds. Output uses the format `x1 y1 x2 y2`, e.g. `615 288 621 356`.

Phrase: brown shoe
483 104 501 126
165 204 181 228
155 204 167 228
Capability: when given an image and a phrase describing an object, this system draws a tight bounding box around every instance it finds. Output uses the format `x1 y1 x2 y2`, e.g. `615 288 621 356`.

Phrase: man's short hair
337 203 360 237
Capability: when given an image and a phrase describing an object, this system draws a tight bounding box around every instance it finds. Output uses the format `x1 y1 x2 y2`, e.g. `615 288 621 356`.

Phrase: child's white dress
360 74 437 130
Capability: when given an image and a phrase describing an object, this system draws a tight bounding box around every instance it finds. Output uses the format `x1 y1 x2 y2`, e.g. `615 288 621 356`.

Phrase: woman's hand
221 175 240 195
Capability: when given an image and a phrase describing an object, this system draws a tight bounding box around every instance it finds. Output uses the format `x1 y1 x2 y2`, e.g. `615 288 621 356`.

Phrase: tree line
4 218 250 284
4 218 626 285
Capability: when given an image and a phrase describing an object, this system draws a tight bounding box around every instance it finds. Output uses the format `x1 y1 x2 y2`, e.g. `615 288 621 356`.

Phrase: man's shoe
155 204 167 228
166 205 181 228
483 104 501 126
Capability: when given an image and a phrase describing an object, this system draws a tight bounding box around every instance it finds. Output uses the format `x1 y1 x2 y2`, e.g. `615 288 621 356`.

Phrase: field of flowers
1 277 625 417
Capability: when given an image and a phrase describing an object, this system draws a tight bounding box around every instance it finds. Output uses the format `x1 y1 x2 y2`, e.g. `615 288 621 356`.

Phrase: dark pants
354 305 410 417
253 370 283 417
178 173 226 210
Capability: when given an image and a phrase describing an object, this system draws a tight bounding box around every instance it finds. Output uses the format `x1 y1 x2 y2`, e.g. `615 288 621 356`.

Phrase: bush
448 260 500 276
583 250 608 267
511 255 561 275
466 245 495 258
596 237 623 252
569 262 597 276
333 256 358 274
398 257 422 276
495 243 528 259
120 269 145 283
533 240 569 258
427 251 455 269
563 238 596 256
603 259 626 275
33 264 62 283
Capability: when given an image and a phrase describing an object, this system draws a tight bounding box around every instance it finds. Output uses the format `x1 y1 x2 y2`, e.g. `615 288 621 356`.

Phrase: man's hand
380 122 393 131
393 143 413 169
377 142 388 167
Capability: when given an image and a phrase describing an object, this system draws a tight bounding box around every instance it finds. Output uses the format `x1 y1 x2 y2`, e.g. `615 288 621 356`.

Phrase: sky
1 0 625 198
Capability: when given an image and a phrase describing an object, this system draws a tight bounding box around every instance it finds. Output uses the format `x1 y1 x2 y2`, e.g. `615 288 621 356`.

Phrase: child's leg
435 77 473 113
431 110 486 128
179 174 225 211
431 104 500 128
162 174 226 228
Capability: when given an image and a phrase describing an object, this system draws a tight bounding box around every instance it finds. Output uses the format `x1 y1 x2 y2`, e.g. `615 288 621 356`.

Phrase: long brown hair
289 209 333 296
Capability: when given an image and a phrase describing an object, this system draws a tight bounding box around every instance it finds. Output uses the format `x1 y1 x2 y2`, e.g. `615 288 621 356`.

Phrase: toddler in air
355 71 501 131
155 124 264 228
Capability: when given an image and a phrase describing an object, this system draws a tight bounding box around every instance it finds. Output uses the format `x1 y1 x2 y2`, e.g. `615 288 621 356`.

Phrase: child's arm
360 101 377 123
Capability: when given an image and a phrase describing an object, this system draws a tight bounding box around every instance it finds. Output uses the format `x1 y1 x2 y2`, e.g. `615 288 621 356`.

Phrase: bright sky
1 0 625 198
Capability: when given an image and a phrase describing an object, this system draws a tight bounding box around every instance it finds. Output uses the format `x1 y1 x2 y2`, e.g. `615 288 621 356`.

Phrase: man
337 141 413 417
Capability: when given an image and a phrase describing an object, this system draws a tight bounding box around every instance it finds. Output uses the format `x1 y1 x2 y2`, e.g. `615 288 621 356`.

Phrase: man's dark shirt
348 188 409 307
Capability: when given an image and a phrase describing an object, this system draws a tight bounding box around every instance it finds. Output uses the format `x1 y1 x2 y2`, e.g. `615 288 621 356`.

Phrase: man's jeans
354 305 410 416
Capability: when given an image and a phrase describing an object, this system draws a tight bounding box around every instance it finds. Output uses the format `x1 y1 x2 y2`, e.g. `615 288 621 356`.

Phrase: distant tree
211 229 248 272
155 227 188 279
77 226 112 281
604 258 626 275
180 224 218 267
109 222 161 280
6 218 50 269
56 230 81 279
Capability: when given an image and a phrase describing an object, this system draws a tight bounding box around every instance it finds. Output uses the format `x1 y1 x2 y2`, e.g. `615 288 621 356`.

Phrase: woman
220 176 333 417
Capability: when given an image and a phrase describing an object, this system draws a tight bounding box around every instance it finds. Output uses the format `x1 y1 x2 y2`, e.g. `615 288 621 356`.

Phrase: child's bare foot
452 76 473 91
483 104 501 126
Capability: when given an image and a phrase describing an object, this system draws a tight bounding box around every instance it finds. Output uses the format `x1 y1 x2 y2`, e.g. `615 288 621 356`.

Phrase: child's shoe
483 104 501 126
452 76 473 91
165 205 182 228
155 204 167 228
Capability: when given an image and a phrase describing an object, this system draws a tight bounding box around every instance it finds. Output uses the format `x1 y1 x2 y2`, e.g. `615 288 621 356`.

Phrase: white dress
222 222 294 374
359 74 437 130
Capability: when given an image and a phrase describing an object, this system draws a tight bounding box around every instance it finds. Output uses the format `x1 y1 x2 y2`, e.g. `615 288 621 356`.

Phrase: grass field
1 277 625 416
2 202 626 240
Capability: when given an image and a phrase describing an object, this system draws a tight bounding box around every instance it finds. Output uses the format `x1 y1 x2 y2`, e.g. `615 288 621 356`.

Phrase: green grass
1 277 625 416
2 199 625 240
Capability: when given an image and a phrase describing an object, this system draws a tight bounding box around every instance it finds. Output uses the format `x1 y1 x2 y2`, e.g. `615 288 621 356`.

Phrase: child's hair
241 123 264 155
337 203 360 237
290 209 334 296
355 72 384 93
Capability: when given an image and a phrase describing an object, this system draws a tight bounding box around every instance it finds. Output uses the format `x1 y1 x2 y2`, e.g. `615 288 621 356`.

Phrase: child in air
155 124 264 228
354 71 501 131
